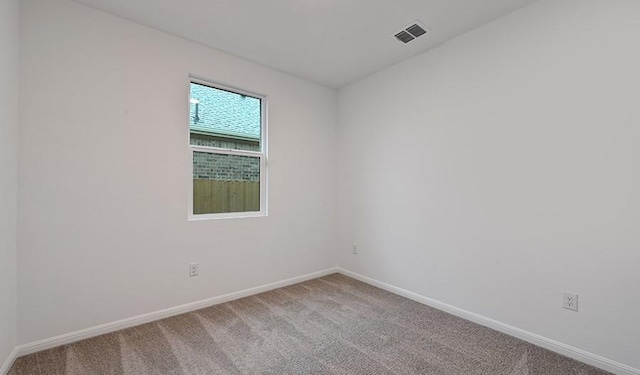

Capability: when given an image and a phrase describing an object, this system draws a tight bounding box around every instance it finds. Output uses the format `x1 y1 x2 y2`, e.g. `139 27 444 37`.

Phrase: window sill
188 211 267 221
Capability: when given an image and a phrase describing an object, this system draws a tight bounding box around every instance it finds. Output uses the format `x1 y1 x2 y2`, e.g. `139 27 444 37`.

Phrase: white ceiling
71 0 536 88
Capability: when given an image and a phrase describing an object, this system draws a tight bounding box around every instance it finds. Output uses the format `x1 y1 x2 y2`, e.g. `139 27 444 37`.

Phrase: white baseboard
16 267 339 358
336 268 639 375
0 347 18 375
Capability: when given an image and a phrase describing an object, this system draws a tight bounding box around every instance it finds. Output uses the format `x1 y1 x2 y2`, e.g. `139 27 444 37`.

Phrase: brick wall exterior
191 133 260 182
193 152 260 182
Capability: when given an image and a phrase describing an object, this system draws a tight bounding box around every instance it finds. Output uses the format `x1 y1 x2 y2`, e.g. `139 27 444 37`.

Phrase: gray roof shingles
190 83 261 140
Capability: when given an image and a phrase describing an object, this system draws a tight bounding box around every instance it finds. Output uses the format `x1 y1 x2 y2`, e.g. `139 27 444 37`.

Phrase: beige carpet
9 274 610 374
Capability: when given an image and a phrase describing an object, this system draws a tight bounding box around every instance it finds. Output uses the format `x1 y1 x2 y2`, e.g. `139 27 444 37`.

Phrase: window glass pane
193 151 260 214
190 83 261 151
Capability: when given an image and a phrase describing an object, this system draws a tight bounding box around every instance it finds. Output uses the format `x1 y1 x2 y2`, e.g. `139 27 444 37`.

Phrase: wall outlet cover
189 263 199 277
563 292 578 311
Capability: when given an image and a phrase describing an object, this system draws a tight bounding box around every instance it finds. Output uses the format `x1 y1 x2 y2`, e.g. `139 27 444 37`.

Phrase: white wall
0 0 19 368
338 0 640 370
18 0 337 344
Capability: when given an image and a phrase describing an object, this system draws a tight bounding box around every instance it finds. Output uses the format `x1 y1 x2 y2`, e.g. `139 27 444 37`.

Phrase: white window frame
187 76 268 220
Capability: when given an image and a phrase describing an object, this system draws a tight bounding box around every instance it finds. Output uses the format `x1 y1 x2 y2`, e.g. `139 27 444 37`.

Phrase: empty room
1 0 639 374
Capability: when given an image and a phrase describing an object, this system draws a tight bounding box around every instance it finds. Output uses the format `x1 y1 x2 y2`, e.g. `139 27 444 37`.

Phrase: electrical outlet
189 263 199 277
352 244 358 255
563 292 578 311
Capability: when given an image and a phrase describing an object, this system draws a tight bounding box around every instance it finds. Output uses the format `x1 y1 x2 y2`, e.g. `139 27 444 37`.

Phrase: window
188 79 267 219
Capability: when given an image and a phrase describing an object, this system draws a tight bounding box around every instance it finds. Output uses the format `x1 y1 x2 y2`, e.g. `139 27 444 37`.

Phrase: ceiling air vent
394 31 415 44
395 21 430 44
407 24 427 38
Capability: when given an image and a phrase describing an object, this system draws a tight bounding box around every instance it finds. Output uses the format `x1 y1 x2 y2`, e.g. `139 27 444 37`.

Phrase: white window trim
187 76 268 221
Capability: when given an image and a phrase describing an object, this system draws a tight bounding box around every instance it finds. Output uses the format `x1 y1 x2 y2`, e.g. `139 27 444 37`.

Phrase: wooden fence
193 179 260 214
